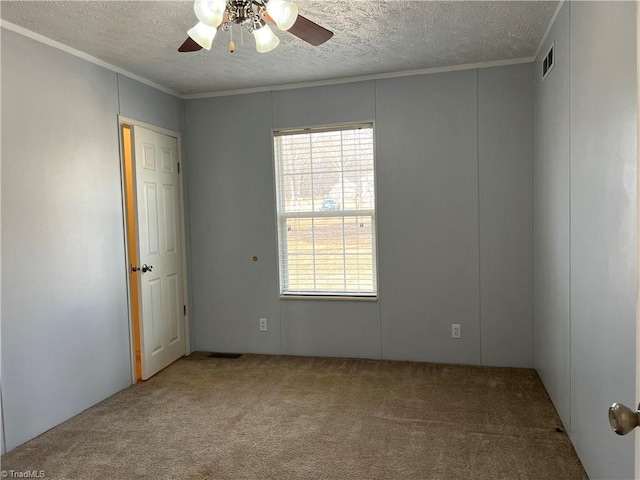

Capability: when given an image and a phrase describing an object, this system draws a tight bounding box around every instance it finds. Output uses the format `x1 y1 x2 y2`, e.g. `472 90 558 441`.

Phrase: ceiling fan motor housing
227 0 255 26
180 0 333 53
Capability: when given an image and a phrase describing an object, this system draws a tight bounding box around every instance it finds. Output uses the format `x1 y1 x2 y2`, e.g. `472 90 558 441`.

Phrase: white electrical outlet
452 324 461 339
259 318 267 332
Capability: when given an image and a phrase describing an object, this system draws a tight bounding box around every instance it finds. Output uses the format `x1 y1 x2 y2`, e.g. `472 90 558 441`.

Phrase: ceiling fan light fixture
194 0 227 27
253 24 280 53
179 0 332 54
266 0 298 31
188 22 218 50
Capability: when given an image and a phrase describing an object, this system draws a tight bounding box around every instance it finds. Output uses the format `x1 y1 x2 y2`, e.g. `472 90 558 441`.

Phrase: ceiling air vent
542 43 555 80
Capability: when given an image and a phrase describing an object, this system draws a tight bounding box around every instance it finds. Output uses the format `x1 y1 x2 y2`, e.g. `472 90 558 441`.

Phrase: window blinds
273 124 377 296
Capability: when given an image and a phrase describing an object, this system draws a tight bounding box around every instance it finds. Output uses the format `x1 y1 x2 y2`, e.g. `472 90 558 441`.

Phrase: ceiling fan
179 0 333 54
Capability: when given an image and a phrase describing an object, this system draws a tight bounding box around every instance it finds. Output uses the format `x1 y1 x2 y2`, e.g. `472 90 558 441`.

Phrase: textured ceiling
0 1 558 96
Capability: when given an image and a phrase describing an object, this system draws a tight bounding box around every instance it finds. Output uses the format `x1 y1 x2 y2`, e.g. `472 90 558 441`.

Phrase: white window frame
273 123 378 299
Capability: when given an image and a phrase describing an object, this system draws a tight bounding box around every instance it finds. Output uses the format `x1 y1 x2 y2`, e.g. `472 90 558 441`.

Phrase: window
273 124 377 297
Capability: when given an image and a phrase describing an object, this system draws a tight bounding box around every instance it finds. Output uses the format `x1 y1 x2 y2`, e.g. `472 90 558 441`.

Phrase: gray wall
533 2 638 478
186 64 533 368
186 92 281 355
478 65 534 367
533 2 572 430
1 29 186 451
376 71 481 365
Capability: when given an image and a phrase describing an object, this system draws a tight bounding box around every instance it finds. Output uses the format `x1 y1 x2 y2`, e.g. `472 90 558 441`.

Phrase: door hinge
183 305 186 316
178 162 181 174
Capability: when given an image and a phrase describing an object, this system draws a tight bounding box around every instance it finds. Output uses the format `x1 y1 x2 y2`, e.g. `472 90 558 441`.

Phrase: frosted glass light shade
188 22 218 50
194 0 227 27
266 0 298 31
253 24 280 53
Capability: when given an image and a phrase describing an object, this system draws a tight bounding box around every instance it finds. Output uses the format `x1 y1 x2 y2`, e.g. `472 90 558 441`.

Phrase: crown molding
183 56 536 99
1 20 181 98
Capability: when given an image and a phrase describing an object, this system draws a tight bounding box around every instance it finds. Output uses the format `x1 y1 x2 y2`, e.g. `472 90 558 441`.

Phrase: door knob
131 265 141 273
141 264 153 273
608 402 640 435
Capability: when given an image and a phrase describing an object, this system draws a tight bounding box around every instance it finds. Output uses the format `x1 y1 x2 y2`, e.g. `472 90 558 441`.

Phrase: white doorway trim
117 115 191 384
636 2 640 477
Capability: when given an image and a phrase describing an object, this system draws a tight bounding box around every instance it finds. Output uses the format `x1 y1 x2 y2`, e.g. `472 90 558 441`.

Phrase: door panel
166 273 180 344
143 144 156 169
144 183 159 256
148 277 163 354
162 147 174 173
163 185 177 254
133 125 186 380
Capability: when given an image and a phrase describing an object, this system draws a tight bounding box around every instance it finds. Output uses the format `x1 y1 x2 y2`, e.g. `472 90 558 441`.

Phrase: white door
133 125 186 380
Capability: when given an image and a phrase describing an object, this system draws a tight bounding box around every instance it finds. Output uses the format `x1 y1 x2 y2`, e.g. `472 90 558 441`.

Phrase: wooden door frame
117 115 191 384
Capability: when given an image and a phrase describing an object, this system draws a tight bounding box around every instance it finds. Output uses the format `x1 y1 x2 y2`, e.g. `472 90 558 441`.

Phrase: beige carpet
2 353 587 479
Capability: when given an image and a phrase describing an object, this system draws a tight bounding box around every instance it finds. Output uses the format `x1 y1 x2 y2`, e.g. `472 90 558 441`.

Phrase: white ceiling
0 1 558 96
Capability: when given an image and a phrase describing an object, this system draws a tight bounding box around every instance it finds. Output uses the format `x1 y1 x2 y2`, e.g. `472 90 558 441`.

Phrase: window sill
279 295 378 302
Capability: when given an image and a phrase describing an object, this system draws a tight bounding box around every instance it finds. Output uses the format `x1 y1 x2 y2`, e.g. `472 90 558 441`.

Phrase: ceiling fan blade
288 15 333 46
178 37 202 52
